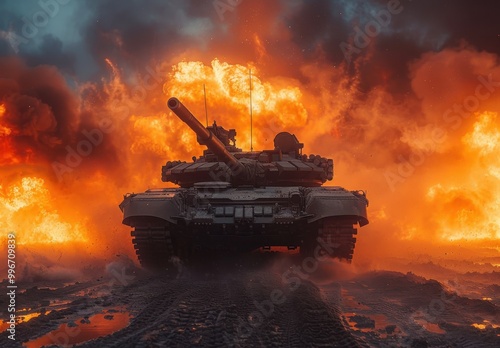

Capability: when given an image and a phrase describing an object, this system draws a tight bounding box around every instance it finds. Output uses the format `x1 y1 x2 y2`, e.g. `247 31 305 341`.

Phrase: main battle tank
119 97 368 269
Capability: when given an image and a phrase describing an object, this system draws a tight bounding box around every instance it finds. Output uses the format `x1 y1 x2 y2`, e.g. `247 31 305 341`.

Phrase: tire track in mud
6 267 498 347
286 288 359 347
79 276 199 347
78 268 359 347
334 272 500 348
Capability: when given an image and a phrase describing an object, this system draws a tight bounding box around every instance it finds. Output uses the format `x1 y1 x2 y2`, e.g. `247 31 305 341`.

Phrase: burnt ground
0 254 499 347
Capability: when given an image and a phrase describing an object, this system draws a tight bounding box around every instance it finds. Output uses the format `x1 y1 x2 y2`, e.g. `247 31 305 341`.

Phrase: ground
0 254 499 347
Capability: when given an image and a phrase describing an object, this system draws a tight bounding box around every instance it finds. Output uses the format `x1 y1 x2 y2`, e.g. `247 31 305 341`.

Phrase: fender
305 187 369 225
119 189 182 226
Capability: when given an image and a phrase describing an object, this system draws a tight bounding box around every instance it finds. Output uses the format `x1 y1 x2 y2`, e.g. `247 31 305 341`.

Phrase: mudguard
305 187 368 225
120 189 182 226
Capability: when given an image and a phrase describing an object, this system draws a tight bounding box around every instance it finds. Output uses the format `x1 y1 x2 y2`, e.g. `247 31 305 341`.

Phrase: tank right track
131 226 174 270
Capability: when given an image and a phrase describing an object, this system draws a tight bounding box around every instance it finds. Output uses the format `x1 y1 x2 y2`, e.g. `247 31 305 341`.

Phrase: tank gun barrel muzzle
168 97 212 143
167 97 247 178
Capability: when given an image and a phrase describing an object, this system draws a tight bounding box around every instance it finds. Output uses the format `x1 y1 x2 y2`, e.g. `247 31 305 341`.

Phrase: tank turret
167 97 248 179
163 97 334 188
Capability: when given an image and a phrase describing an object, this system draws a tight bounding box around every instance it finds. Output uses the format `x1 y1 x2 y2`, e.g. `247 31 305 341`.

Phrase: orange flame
0 177 88 244
1 50 499 269
0 103 12 136
0 103 15 163
164 59 307 150
425 111 500 241
253 34 267 60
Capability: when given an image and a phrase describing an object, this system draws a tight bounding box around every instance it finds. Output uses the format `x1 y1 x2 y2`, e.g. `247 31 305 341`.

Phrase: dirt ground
0 254 499 347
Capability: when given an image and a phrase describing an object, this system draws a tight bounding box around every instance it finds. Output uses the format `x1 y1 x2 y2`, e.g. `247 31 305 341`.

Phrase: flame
253 33 267 59
165 59 307 150
1 48 499 268
463 111 500 156
104 57 119 77
424 112 500 242
0 177 88 244
0 104 15 164
0 103 12 136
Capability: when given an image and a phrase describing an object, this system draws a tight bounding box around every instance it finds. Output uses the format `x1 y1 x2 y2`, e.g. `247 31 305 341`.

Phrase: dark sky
1 0 499 92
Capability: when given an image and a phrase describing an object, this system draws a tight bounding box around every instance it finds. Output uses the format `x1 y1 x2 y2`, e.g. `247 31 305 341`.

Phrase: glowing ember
472 323 487 330
472 320 500 330
24 309 131 347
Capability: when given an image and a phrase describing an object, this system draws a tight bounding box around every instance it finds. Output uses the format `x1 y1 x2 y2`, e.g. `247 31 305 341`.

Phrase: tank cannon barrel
167 97 246 177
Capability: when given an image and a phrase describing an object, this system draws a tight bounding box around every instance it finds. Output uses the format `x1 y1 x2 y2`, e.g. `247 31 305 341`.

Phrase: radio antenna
249 69 253 151
203 84 208 127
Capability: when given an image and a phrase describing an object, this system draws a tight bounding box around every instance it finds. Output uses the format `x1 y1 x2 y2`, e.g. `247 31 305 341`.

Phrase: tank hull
120 185 368 268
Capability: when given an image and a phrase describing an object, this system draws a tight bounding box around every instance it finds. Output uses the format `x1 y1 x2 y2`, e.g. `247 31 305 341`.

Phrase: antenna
203 84 208 127
249 69 253 151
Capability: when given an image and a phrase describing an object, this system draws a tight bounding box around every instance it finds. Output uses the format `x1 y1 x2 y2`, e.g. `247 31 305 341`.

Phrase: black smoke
286 0 500 93
2 0 499 91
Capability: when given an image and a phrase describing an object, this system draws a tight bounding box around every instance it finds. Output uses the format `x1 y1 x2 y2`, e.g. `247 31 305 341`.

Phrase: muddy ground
0 254 499 347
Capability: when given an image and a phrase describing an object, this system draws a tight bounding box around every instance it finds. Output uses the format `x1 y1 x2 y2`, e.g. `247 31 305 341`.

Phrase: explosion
1 48 499 267
165 59 308 150
425 111 500 242
0 177 87 244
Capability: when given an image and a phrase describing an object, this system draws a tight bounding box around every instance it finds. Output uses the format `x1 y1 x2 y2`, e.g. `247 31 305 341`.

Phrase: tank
119 97 368 269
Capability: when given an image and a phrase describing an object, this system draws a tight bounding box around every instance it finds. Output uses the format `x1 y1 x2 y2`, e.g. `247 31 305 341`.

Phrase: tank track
302 218 358 262
131 219 358 268
319 218 357 262
131 226 175 270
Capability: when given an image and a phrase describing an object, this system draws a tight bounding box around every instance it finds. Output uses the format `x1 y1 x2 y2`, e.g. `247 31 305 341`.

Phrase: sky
1 0 499 85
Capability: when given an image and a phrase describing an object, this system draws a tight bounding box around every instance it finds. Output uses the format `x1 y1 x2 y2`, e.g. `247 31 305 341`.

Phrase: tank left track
131 227 175 270
301 217 358 262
